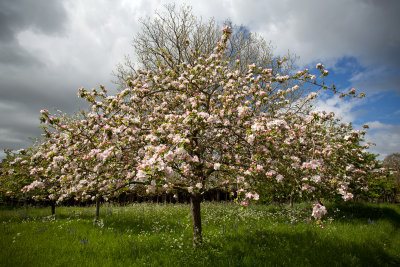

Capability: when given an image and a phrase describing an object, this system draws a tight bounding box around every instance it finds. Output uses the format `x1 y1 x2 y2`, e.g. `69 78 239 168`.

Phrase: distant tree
0 149 33 204
383 153 400 201
383 153 400 175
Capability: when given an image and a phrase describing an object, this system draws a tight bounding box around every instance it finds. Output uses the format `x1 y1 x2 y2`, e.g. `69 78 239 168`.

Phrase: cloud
365 121 395 130
0 0 68 37
0 0 68 67
363 122 400 160
313 92 365 123
0 0 160 155
349 67 400 94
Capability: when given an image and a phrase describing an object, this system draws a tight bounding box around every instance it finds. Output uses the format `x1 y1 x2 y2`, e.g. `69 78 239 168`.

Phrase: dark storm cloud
0 0 67 66
0 0 67 38
0 42 42 66
0 0 69 155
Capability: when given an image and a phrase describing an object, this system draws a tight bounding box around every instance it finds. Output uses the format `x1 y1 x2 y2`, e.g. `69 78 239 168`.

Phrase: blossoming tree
25 27 381 246
0 149 33 204
24 105 150 221
244 111 381 206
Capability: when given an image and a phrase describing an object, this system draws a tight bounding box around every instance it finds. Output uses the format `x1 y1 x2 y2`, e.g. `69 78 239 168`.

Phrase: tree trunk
289 194 294 208
216 190 220 202
94 197 100 222
51 201 55 215
190 193 202 247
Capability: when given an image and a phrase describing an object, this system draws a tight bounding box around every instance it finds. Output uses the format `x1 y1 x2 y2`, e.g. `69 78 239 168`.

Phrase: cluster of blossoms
312 203 328 219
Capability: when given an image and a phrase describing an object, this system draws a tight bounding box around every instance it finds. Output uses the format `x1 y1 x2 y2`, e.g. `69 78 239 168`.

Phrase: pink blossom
312 204 327 219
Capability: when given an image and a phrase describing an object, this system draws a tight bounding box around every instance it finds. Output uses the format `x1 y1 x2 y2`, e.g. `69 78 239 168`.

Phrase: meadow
0 201 399 266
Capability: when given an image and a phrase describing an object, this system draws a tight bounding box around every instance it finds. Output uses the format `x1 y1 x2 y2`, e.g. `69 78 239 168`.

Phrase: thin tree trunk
190 192 202 247
94 197 100 222
51 201 55 215
289 193 294 208
216 190 220 202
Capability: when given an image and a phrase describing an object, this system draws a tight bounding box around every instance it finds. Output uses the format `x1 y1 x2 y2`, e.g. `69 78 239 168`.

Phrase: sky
0 0 399 160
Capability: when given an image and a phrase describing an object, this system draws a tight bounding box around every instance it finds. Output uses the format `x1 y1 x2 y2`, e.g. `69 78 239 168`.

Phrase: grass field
0 201 399 266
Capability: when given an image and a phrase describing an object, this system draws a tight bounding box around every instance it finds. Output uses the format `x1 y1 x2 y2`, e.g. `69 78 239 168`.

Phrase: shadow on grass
196 228 400 267
327 202 400 228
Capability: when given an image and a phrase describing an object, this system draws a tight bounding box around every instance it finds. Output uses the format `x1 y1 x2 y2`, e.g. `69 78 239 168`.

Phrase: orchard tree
27 27 377 246
1 145 64 215
25 95 150 222
21 111 88 215
118 27 370 245
0 149 33 204
250 114 382 206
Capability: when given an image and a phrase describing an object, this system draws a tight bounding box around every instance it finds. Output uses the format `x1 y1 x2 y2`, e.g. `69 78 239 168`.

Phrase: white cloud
364 123 400 160
313 92 364 123
365 121 394 130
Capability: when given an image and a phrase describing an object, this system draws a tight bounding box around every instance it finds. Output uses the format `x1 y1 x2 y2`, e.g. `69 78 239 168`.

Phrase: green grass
0 202 399 266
